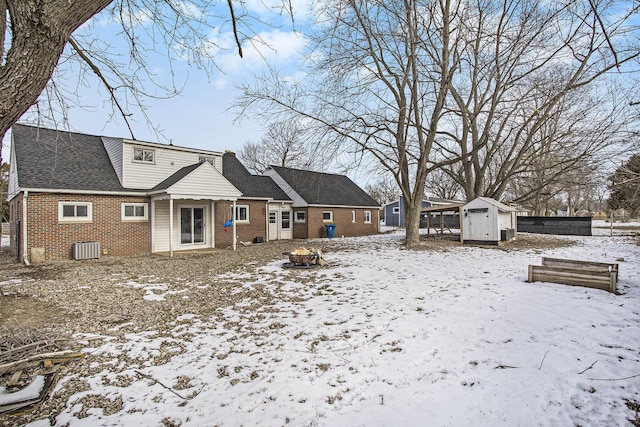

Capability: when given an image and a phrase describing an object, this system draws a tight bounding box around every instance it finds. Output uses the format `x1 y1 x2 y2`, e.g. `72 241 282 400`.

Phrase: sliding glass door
180 207 205 245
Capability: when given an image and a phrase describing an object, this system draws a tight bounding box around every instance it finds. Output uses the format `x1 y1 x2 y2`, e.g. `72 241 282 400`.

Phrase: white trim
121 202 149 221
132 147 156 164
58 201 93 223
364 210 372 223
123 138 224 157
322 210 333 222
294 210 306 223
16 188 147 197
351 210 356 223
233 204 250 223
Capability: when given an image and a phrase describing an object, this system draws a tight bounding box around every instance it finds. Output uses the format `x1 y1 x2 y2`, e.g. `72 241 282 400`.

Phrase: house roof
268 165 380 207
222 153 291 201
11 124 135 193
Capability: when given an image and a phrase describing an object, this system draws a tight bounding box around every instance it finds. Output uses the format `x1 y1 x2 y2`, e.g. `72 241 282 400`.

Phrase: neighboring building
385 196 462 227
264 166 381 239
221 152 293 242
7 125 286 262
461 197 517 245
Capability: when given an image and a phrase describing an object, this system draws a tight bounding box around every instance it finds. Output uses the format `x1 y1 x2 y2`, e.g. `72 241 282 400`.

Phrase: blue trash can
325 224 336 238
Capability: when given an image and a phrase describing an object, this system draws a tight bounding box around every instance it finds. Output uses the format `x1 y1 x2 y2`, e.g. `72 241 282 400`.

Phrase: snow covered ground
24 230 640 426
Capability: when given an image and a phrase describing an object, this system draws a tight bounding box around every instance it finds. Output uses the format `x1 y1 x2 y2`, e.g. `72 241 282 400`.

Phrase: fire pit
283 247 326 268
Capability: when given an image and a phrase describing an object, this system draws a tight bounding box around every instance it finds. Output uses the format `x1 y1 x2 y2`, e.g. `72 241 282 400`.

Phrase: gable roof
268 165 380 208
222 153 291 201
11 124 134 193
150 161 242 199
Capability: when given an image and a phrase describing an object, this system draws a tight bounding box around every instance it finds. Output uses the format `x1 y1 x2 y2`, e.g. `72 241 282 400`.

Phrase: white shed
461 197 517 245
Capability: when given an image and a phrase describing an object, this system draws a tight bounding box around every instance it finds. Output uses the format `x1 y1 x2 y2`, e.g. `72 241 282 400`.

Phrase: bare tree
237 0 461 248
365 176 399 207
425 169 462 200
436 0 639 203
0 0 293 152
239 121 323 173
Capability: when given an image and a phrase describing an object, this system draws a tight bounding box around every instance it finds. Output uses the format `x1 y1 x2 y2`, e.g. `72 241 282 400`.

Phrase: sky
1 0 315 179
3 223 639 426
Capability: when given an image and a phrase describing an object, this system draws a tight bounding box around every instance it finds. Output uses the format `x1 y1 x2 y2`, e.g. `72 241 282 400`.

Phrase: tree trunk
0 1 112 145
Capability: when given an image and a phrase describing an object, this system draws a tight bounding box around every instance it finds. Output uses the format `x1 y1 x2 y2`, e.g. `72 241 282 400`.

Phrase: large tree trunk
0 1 112 146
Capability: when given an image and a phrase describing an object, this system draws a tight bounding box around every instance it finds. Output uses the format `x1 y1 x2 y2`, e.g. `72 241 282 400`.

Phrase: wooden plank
542 257 618 273
528 265 616 293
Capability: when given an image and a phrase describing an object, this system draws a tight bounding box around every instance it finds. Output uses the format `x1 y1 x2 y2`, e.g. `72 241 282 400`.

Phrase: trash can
325 224 336 238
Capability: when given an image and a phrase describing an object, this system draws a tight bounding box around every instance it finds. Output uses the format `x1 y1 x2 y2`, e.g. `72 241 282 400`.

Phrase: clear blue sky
2 0 310 168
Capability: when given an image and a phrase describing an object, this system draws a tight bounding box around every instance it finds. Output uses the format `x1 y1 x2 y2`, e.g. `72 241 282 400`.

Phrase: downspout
22 191 30 266
232 200 237 251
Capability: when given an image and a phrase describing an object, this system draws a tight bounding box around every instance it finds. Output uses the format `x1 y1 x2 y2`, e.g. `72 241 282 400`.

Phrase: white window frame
199 156 216 166
295 211 306 223
58 202 93 223
121 203 148 221
392 206 400 214
233 205 250 223
133 147 155 164
364 210 372 223
322 211 333 222
352 210 356 223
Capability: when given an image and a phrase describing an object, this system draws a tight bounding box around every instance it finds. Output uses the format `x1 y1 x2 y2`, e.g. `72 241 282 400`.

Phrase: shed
461 197 517 245
385 196 461 227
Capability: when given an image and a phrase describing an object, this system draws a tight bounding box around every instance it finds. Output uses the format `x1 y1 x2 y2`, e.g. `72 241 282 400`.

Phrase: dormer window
199 156 216 166
133 147 155 163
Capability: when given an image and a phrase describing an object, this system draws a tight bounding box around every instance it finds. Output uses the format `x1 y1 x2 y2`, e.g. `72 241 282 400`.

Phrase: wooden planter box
527 257 618 294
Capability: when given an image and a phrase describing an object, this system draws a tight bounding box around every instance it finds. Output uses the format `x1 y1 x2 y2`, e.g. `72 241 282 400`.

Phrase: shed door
469 209 489 240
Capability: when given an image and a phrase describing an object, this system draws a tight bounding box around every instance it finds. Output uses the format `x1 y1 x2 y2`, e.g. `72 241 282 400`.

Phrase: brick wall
303 207 379 238
214 200 268 248
22 192 151 261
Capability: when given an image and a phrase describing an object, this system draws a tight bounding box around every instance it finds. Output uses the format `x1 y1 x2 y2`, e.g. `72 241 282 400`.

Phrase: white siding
102 137 124 184
122 142 223 189
167 163 241 199
7 145 19 200
264 169 307 207
153 200 170 252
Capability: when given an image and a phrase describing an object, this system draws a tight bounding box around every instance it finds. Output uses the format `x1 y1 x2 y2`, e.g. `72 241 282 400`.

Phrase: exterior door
469 209 489 240
280 209 292 239
180 207 205 246
268 210 278 240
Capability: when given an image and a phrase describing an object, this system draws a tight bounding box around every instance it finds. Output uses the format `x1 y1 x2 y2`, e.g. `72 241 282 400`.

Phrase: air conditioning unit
73 241 101 260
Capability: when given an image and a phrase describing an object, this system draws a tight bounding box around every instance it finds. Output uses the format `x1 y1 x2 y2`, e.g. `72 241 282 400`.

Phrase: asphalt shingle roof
151 163 201 192
223 153 291 201
12 124 130 192
269 165 380 207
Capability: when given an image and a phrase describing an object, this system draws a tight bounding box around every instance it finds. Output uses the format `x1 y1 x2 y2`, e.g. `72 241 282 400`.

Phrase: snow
26 230 640 426
0 376 45 406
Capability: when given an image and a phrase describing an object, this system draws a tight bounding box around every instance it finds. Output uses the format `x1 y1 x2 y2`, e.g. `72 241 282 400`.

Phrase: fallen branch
588 372 640 381
0 350 79 374
578 360 598 375
494 365 519 369
539 351 549 370
135 370 203 400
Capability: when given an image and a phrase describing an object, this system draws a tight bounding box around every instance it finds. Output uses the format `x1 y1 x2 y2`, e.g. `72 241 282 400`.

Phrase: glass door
180 207 205 245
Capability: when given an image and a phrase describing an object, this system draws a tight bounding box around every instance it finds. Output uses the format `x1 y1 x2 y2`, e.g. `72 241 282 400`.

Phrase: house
264 166 381 239
222 152 293 242
461 197 517 245
6 125 293 262
384 196 462 227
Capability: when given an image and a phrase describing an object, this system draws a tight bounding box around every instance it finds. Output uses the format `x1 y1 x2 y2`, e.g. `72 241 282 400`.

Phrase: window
322 211 333 222
58 202 92 222
133 147 155 163
232 205 249 223
281 211 291 229
199 156 216 166
352 211 356 223
392 206 400 214
295 211 306 223
122 203 148 221
364 211 372 223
